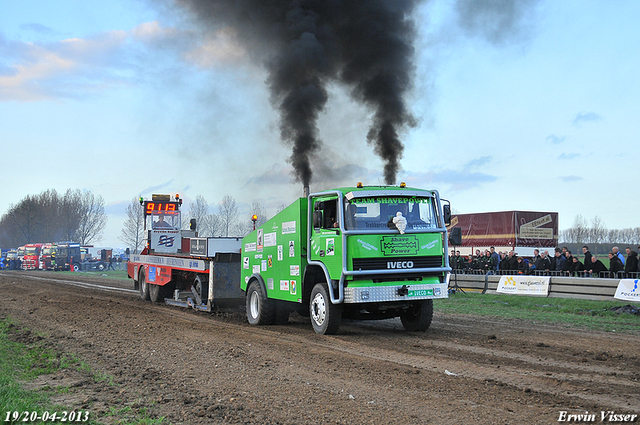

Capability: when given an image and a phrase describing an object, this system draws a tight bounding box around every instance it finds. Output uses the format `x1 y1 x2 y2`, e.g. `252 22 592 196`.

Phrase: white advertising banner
614 279 640 302
497 275 550 296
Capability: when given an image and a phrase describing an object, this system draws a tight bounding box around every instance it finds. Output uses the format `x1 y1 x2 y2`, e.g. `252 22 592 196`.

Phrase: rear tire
310 283 342 335
400 299 434 331
246 280 275 325
139 269 150 301
149 282 171 303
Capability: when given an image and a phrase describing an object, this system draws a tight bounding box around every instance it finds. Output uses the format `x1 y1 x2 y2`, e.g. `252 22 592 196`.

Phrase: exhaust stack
303 186 310 198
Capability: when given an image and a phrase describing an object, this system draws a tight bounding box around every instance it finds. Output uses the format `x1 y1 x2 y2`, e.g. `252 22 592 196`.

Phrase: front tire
139 269 150 301
310 283 342 335
246 280 275 325
400 299 434 332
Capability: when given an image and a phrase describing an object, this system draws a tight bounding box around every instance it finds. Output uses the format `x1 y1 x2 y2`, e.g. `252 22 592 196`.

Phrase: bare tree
218 195 239 237
76 191 107 245
186 195 211 235
119 197 146 254
590 216 607 244
58 189 83 241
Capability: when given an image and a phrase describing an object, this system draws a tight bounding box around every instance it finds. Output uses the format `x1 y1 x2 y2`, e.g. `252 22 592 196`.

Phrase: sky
1 0 638 249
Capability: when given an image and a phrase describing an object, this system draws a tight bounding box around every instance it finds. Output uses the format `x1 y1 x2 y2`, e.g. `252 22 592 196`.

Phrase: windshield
25 247 39 255
344 196 438 231
344 196 439 231
42 248 53 255
150 212 181 230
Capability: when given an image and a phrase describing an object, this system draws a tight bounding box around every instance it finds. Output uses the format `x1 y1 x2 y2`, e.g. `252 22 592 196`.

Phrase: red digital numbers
145 202 178 215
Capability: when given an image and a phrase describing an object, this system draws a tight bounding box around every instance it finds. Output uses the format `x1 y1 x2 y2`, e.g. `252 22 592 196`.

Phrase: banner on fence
614 279 640 302
497 275 550 296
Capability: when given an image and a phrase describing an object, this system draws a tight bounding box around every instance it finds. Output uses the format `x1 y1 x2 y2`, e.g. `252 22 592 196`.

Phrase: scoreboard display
143 201 180 216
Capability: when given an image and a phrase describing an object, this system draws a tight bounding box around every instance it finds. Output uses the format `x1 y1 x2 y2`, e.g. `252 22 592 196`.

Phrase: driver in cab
153 215 173 229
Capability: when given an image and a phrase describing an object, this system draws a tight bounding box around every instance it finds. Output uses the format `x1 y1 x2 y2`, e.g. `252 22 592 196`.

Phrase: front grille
352 255 442 271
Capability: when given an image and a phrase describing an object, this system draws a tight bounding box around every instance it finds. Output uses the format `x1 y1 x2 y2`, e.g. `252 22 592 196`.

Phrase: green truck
241 183 452 334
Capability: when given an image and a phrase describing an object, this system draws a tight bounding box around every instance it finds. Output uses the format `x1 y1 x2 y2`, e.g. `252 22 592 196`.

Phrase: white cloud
572 111 602 126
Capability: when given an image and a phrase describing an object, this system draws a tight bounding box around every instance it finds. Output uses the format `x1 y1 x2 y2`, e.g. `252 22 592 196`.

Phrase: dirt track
1 270 639 424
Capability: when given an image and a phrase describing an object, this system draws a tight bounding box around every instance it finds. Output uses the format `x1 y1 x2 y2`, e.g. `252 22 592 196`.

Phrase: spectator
515 257 528 274
569 256 584 276
477 251 487 270
505 250 518 271
562 250 574 275
625 248 638 275
582 246 593 271
499 253 509 272
531 249 541 264
535 251 551 272
554 248 566 273
484 249 496 272
608 252 623 276
612 246 625 266
588 255 608 276
489 247 500 270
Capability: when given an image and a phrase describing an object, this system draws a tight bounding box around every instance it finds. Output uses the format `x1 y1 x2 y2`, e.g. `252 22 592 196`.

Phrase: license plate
408 289 433 297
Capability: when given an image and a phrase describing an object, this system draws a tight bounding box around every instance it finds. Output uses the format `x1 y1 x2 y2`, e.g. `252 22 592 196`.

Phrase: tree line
119 195 287 253
0 189 107 248
559 214 640 245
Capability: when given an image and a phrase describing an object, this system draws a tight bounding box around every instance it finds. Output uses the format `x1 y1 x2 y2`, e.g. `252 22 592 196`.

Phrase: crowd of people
449 245 640 278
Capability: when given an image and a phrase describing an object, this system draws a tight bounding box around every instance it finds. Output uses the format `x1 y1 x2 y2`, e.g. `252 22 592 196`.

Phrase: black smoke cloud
174 0 421 186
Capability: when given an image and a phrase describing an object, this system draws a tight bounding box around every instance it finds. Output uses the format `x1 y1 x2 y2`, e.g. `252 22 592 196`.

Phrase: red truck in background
23 243 44 270
40 243 56 270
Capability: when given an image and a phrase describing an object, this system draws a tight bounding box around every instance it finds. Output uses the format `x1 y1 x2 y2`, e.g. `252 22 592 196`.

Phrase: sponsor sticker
282 221 296 234
264 232 277 247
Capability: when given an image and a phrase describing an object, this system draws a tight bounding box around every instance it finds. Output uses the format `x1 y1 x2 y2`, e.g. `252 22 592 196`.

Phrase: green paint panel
241 198 307 303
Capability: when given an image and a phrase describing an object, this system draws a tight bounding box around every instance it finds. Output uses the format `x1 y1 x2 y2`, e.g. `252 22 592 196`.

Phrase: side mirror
190 218 197 231
443 204 451 226
449 227 462 246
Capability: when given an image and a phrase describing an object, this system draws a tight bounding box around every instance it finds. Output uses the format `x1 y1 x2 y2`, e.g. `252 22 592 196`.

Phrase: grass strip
438 292 640 332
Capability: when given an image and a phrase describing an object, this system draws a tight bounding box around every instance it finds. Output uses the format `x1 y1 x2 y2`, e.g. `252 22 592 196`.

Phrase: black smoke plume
176 0 421 186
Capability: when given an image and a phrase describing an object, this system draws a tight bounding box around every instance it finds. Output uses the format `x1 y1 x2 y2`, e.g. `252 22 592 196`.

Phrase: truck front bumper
343 281 449 304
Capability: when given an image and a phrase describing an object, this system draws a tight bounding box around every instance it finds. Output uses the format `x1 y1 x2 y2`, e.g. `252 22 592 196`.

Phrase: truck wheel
310 283 342 335
72 263 80 272
246 281 274 325
400 299 434 332
149 283 164 303
139 269 150 301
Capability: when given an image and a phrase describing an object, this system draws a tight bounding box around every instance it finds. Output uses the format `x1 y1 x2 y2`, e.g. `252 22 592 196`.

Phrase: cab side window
313 199 339 229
